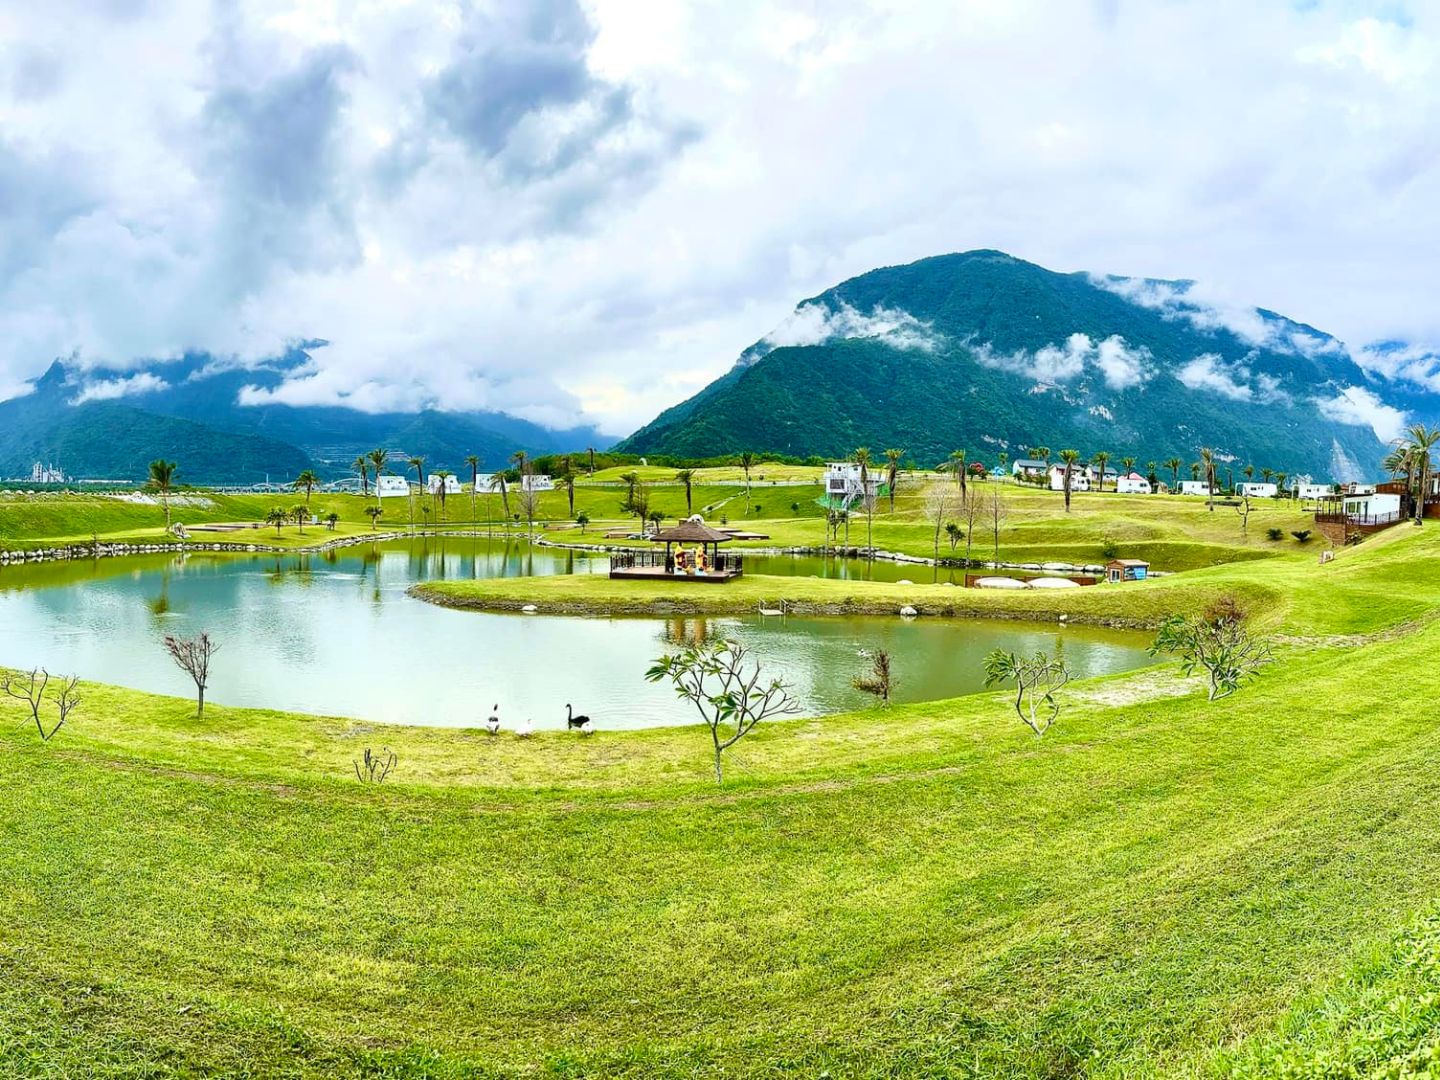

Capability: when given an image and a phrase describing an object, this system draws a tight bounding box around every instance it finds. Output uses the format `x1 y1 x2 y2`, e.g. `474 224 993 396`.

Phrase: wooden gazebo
609 518 744 581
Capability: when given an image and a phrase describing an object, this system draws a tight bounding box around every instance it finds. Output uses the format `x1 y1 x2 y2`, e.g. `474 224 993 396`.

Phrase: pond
0 538 1156 730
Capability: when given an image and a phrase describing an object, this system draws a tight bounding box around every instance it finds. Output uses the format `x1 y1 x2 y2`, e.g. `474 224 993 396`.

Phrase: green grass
5 503 1440 1075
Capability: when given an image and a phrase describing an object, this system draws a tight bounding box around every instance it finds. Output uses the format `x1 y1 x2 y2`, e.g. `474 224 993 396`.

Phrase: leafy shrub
1100 536 1120 559
1291 529 1312 543
1266 527 1283 541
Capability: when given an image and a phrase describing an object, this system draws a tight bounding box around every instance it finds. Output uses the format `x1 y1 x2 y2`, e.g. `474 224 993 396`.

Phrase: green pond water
0 538 1155 730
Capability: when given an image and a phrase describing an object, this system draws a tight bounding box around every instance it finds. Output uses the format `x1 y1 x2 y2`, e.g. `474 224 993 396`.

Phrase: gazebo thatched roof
650 520 733 543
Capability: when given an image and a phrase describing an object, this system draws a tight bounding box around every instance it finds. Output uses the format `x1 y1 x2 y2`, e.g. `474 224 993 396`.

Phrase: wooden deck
609 567 742 582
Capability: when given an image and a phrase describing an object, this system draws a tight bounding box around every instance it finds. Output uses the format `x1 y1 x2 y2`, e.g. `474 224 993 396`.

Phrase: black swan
566 704 591 729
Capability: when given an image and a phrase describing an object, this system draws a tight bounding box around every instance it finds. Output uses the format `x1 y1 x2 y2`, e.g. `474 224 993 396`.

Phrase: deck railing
1314 510 1402 527
611 549 745 574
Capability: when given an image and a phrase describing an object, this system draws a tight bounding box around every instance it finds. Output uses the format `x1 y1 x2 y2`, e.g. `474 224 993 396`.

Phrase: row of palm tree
1384 424 1440 523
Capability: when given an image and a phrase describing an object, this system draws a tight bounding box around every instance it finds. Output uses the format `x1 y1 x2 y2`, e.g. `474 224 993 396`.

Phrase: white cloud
1 1 1439 435
1355 341 1440 392
1176 353 1253 401
69 371 168 404
754 300 941 358
1317 385 1408 442
973 332 1151 390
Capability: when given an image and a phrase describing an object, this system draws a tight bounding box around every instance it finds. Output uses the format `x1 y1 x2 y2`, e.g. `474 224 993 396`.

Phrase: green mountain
0 354 603 484
617 250 1389 480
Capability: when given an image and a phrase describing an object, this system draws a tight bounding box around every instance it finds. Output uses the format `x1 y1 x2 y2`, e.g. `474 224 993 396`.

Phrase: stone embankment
0 531 425 566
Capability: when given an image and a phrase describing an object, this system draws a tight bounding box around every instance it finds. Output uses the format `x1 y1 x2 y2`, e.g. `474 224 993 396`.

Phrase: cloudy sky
1 0 1437 435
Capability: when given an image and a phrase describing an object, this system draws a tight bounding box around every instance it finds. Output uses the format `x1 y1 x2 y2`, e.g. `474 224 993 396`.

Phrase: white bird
485 704 500 736
579 719 595 736
516 717 533 738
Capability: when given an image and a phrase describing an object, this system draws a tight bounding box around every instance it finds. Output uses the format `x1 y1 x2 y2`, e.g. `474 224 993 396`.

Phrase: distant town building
1296 482 1334 500
1178 480 1213 496
1049 465 1090 492
1115 472 1152 494
1010 458 1049 479
521 474 554 493
824 462 880 506
30 462 66 483
427 474 462 495
376 475 411 498
1237 482 1278 499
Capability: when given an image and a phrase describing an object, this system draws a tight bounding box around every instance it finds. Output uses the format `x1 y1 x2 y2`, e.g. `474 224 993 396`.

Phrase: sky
1 0 1438 437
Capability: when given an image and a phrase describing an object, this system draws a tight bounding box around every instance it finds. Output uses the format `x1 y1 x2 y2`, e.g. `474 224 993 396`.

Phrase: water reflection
0 539 1152 730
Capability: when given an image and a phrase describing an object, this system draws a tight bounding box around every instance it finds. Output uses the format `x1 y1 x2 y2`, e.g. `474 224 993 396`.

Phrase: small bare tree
986 485 1009 564
163 632 218 716
1 669 80 741
646 640 800 784
960 487 983 566
983 649 1072 736
924 483 956 563
2 667 47 733
852 649 895 706
354 746 397 783
1235 491 1253 535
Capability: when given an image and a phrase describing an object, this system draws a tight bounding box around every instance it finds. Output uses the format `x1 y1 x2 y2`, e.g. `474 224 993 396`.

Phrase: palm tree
560 468 576 517
619 470 640 507
490 471 510 524
1383 446 1409 479
1275 472 1288 497
576 510 590 534
1190 461 1202 481
1199 447 1217 512
1261 467 1274 485
674 469 695 514
365 506 383 531
352 455 370 497
1031 446 1050 468
265 506 287 536
465 455 480 525
292 505 307 534
407 456 425 530
738 452 757 510
1243 464 1255 483
1165 457 1183 492
948 449 967 497
1405 424 1440 523
587 446 597 476
368 448 389 499
1059 449 1081 512
854 447 874 557
884 449 904 512
1121 456 1136 478
148 459 177 532
294 469 319 507
433 470 452 522
1092 451 1110 492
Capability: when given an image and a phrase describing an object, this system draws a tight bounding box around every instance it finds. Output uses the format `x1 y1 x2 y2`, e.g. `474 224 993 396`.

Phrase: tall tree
368 448 389 498
738 452 757 510
587 446 597 476
1199 447 1217 512
1059 449 1081 512
884 448 904 513
1406 424 1440 523
352 455 369 497
407 456 425 529
1165 457 1183 491
948 449 968 498
674 469 695 514
465 455 480 525
433 470 452 522
560 468 576 516
148 459 177 532
854 447 874 557
1092 451 1110 492
294 469 319 507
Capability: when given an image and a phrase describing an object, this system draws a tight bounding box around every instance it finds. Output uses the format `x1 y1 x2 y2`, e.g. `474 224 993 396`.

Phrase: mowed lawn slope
3 522 1440 1075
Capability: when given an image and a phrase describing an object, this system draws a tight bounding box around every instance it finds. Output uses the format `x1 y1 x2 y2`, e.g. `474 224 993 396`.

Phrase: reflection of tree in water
148 571 172 617
659 617 719 649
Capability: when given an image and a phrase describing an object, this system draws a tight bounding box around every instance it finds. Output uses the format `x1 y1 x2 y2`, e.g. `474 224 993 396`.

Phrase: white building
1344 482 1376 496
1296 482 1334 500
427 474 462 495
520 474 554 493
1115 472 1152 494
1178 480 1213 496
1049 465 1090 492
1238 482 1278 498
376 475 411 498
1343 492 1401 521
825 462 880 504
30 462 66 483
1084 465 1119 487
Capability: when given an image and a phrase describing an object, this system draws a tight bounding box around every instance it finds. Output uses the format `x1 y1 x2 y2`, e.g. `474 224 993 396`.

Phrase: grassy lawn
3 500 1440 1075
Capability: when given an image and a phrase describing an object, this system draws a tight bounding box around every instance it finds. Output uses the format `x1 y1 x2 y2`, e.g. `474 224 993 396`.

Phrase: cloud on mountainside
972 333 1152 391
1317 384 1408 442
69 371 168 404
0 1 1438 433
753 300 942 358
